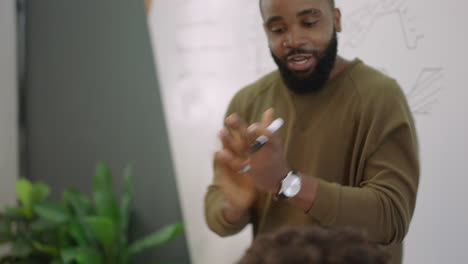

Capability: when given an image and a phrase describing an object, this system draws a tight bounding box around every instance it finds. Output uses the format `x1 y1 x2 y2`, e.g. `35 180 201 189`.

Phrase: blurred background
1 0 189 263
1 0 468 264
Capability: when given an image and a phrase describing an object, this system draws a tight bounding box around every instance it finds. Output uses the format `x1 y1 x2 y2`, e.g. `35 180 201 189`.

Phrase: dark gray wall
24 0 190 263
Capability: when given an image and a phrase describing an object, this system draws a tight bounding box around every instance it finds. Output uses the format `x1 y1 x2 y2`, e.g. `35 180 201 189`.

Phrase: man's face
261 0 342 94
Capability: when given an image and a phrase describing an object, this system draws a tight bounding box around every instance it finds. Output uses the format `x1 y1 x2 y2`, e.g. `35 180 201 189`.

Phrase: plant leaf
83 216 117 249
62 189 92 218
68 220 89 246
93 162 118 220
58 223 72 249
11 236 33 257
16 179 32 205
3 207 26 220
62 189 97 247
32 241 59 256
31 182 50 204
120 164 133 246
33 202 69 223
152 262 187 264
31 218 60 232
61 247 103 264
127 222 184 258
0 214 11 242
16 179 33 218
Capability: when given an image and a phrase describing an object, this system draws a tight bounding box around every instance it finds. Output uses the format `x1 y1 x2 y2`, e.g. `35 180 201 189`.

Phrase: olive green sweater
204 59 419 264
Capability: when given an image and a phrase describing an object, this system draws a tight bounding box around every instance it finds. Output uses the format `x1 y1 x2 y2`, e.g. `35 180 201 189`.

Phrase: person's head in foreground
239 226 390 264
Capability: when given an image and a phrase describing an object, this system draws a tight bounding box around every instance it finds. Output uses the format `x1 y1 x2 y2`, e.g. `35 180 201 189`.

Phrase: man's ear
333 8 342 32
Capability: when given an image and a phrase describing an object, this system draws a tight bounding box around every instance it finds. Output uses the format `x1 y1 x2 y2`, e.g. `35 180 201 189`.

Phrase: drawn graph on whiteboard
377 66 445 116
342 0 424 50
341 0 444 116
405 67 444 115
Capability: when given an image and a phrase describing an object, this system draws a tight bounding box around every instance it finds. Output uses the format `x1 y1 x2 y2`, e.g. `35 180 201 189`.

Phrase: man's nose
282 28 307 49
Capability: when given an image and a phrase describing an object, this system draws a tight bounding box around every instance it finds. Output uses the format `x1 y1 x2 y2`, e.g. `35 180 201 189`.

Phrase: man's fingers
221 110 277 155
218 128 246 156
247 123 261 145
224 113 249 154
225 114 248 137
215 149 249 173
225 114 242 130
261 108 274 128
247 122 274 147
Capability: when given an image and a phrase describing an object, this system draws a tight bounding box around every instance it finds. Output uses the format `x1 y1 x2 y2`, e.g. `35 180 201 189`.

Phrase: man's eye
271 26 286 34
304 21 318 27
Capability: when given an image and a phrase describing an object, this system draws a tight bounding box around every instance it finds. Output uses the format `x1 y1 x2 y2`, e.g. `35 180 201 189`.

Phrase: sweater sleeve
204 184 251 236
307 81 420 245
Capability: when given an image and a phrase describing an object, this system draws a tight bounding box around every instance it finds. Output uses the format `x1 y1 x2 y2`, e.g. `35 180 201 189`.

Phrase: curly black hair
239 226 390 264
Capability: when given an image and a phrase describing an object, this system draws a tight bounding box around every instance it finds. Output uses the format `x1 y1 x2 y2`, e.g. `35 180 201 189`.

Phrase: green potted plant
0 162 184 264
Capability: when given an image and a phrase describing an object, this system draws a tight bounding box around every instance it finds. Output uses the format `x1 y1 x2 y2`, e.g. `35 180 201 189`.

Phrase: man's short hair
239 226 389 264
259 0 336 15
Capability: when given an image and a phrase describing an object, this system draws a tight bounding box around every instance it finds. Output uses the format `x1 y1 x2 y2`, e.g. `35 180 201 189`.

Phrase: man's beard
271 31 338 94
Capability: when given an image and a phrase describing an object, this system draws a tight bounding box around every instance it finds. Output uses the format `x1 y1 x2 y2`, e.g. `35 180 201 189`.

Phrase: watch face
284 180 301 197
281 172 301 198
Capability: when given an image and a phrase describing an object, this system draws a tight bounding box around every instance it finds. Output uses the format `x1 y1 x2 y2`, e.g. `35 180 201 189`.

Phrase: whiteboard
148 0 468 263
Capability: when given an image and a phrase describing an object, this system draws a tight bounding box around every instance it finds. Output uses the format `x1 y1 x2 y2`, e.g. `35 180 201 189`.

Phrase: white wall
148 0 468 263
0 1 18 206
0 0 19 256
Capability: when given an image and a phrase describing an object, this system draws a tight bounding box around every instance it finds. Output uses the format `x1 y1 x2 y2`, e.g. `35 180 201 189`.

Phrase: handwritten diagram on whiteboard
339 0 444 116
342 0 424 50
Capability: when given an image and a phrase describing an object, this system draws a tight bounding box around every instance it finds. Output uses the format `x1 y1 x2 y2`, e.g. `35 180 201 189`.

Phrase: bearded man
204 0 420 263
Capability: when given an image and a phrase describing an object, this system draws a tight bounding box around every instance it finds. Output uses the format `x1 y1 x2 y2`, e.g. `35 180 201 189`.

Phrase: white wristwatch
276 170 301 199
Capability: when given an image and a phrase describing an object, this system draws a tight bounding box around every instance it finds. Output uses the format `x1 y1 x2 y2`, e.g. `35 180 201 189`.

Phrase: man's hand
214 109 290 223
215 114 256 222
246 108 290 193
